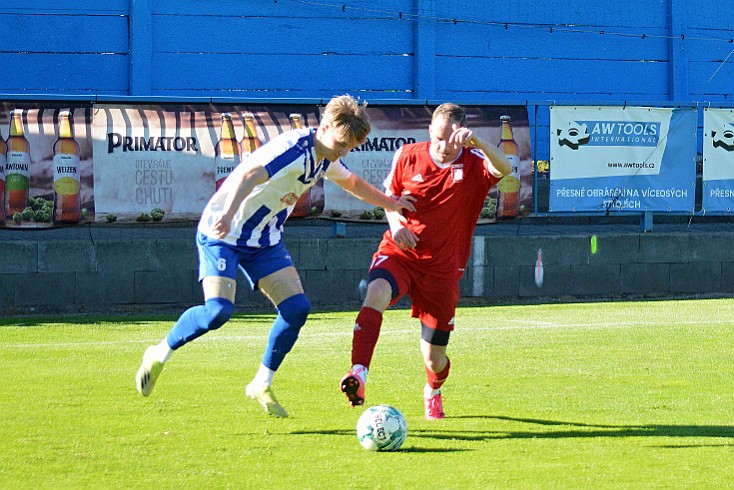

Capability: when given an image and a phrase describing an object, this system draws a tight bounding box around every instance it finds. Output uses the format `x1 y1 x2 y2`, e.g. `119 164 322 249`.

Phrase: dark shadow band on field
288 416 734 451
412 415 734 444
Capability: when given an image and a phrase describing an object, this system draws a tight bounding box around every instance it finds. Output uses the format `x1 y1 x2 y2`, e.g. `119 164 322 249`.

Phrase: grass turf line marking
0 317 729 349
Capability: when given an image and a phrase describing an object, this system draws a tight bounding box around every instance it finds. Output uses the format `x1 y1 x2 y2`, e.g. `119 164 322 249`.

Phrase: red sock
351 307 383 368
426 357 451 390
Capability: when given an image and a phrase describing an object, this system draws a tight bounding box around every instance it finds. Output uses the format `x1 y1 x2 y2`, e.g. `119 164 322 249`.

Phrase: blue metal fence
2 0 734 228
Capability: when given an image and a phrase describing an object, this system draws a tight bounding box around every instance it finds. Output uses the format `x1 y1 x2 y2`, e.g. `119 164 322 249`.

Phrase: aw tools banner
549 106 696 213
702 108 734 212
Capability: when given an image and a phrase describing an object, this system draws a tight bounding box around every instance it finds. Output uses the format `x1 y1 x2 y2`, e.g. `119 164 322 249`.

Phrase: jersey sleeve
324 159 353 181
382 147 404 197
466 147 502 184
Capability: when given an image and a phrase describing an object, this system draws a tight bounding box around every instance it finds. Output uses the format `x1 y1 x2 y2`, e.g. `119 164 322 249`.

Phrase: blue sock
262 294 311 371
167 297 234 350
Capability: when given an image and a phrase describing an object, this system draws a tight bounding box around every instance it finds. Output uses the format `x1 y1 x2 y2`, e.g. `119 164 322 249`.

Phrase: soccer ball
356 404 408 451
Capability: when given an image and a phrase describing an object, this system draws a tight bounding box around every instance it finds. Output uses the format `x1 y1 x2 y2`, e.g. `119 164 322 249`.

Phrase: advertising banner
92 104 321 222
0 102 531 226
0 104 94 227
702 108 734 212
329 105 532 220
549 106 696 213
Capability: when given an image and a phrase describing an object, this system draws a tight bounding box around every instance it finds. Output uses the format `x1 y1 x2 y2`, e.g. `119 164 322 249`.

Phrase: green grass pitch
2 298 734 488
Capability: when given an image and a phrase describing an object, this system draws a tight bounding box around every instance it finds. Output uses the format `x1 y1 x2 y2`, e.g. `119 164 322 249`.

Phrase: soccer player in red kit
340 103 512 419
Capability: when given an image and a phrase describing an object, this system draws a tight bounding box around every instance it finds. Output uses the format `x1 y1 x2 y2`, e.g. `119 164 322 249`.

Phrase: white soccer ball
356 404 408 451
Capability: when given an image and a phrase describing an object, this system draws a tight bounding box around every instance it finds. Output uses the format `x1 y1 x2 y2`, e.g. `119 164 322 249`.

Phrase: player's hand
449 123 477 148
392 194 416 213
392 226 419 250
209 213 231 239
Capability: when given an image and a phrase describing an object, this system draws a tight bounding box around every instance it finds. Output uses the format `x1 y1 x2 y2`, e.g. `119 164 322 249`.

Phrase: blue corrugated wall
2 0 734 159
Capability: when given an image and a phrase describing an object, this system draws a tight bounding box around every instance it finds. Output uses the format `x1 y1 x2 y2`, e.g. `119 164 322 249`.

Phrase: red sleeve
385 147 404 196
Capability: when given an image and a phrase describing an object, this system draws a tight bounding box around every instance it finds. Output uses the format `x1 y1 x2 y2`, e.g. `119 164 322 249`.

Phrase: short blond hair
322 95 372 145
432 103 467 127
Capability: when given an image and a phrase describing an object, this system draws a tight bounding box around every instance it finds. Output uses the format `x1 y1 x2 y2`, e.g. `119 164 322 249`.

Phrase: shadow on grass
655 444 734 449
0 312 275 328
288 429 470 453
408 415 734 445
398 447 468 453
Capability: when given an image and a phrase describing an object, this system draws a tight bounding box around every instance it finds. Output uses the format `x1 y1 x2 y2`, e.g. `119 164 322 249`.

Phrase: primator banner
92 104 321 221
331 105 532 220
0 102 531 226
702 108 734 212
549 106 697 213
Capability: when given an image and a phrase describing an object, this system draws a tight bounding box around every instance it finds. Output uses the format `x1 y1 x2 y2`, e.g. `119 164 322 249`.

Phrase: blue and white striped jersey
199 128 352 247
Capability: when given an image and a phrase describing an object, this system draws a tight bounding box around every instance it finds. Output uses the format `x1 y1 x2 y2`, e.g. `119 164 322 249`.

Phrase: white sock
252 364 275 387
352 364 368 383
152 339 173 363
424 384 440 398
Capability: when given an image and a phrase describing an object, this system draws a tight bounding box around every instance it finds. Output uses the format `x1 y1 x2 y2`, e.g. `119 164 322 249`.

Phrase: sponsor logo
711 122 734 152
107 133 199 154
557 122 591 149
558 121 660 149
280 192 299 206
352 137 416 152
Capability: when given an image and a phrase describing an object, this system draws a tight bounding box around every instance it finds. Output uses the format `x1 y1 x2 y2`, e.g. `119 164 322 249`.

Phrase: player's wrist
389 223 405 236
388 196 399 212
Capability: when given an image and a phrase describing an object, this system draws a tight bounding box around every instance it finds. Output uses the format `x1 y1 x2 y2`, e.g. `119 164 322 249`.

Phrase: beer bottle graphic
290 113 303 130
496 115 521 218
240 113 261 155
5 109 31 218
53 110 81 223
214 113 241 191
0 132 6 224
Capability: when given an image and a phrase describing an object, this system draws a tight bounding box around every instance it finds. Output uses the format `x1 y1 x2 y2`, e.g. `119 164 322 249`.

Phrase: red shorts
368 250 459 332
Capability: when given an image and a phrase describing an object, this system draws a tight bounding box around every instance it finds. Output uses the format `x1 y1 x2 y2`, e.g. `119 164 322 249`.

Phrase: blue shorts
196 231 295 290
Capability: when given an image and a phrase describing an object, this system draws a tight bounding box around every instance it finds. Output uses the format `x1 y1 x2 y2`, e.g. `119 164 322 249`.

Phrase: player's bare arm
385 193 419 250
209 164 269 239
335 173 417 214
451 123 512 178
389 219 419 249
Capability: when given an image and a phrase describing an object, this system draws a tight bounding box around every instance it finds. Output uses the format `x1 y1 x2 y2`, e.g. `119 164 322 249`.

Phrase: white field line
0 317 729 349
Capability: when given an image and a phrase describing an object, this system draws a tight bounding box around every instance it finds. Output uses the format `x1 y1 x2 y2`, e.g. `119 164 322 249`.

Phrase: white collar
429 147 463 168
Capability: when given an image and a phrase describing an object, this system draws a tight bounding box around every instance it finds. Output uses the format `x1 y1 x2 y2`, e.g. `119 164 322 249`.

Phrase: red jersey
379 141 501 278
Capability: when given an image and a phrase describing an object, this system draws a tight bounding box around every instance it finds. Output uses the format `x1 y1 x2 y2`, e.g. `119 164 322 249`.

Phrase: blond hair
432 103 467 127
322 95 372 145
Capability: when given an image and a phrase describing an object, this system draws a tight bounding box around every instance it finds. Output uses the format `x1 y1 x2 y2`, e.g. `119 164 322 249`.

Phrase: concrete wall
2 226 733 315
461 233 734 300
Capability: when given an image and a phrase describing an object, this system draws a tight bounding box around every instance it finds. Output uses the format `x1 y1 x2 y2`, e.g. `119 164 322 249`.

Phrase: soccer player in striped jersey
340 103 512 419
136 95 416 417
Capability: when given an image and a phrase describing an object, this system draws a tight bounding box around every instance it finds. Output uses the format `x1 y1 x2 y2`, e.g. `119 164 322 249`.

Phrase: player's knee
204 297 234 331
270 294 310 357
278 293 311 328
425 356 447 374
367 270 399 302
364 279 393 309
